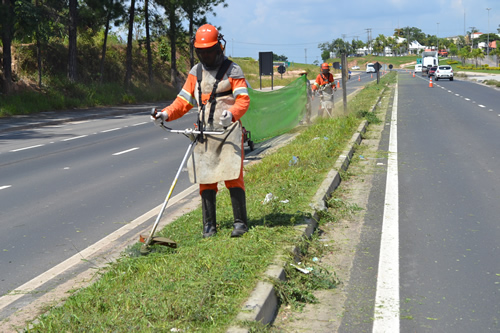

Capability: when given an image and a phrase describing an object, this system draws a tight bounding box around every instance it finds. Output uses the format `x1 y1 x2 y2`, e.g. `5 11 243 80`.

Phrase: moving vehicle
351 65 360 70
434 65 453 81
427 66 437 77
421 50 438 75
415 64 422 73
438 49 448 57
366 63 376 73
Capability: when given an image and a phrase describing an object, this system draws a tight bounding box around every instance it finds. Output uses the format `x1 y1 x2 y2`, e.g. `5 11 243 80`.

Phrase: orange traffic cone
358 75 361 81
429 76 433 88
337 81 340 88
413 72 415 77
371 73 373 78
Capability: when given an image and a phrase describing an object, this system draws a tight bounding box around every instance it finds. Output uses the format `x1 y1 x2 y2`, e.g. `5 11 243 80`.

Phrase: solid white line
10 144 44 152
132 122 148 126
373 76 400 333
112 147 139 156
0 185 12 191
62 135 88 141
101 128 121 133
0 184 198 312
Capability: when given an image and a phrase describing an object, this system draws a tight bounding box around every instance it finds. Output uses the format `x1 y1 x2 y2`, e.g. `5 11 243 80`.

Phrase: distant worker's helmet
321 63 329 70
194 24 220 49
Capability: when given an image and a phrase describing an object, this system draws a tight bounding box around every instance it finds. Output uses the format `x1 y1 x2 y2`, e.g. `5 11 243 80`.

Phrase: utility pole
304 48 307 64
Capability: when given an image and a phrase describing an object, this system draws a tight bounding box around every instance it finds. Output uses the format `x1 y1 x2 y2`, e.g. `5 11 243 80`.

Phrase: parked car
434 65 454 81
427 66 437 78
414 64 422 73
351 65 360 70
366 63 376 73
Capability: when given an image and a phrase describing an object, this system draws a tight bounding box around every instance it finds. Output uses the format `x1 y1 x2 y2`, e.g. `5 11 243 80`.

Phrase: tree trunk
1 0 14 94
167 5 177 88
124 0 136 89
188 12 194 68
35 0 42 88
144 0 153 85
99 6 112 84
68 0 78 82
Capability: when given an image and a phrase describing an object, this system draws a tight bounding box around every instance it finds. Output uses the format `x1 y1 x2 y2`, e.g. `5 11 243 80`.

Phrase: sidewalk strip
373 78 400 333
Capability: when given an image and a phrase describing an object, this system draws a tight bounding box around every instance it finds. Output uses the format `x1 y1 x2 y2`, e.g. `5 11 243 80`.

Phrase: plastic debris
289 156 299 166
312 257 319 262
280 199 289 204
262 193 274 204
290 263 310 274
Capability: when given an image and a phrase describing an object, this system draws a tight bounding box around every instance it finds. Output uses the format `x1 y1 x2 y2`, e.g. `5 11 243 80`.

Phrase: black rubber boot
229 187 248 237
201 189 217 238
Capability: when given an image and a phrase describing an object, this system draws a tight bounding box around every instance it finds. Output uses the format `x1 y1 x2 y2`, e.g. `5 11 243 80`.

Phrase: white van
415 64 422 73
366 63 376 73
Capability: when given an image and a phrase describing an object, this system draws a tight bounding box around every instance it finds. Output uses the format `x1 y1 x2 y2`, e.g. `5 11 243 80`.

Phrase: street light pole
437 22 440 52
486 8 491 56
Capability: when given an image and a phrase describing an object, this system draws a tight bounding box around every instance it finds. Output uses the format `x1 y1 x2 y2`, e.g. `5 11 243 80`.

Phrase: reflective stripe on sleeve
178 89 197 106
233 86 249 98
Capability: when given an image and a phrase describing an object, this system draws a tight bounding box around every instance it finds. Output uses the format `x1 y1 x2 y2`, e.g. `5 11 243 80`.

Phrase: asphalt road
0 110 199 297
340 72 500 332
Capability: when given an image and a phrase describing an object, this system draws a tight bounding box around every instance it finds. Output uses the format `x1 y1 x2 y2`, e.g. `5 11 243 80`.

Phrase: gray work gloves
219 110 233 128
151 108 168 126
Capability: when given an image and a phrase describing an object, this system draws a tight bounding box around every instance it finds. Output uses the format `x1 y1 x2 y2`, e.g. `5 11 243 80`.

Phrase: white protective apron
187 65 243 184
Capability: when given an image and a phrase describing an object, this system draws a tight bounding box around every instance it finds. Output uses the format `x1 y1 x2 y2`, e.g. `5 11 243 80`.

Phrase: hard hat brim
194 41 218 48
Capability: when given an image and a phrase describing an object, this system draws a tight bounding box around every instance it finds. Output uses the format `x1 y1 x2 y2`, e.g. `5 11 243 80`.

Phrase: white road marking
62 135 88 141
132 122 148 126
465 98 470 101
101 127 121 133
478 105 485 108
0 185 12 191
10 144 44 152
112 147 139 156
455 94 460 96
373 76 400 333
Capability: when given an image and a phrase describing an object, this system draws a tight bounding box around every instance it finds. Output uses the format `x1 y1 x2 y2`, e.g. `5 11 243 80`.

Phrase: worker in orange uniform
151 24 250 238
311 63 336 116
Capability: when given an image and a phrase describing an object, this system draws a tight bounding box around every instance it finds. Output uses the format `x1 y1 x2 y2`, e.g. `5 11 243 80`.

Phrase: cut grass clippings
24 72 397 333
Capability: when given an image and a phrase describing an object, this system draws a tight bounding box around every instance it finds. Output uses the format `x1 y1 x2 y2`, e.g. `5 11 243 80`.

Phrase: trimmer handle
151 108 159 119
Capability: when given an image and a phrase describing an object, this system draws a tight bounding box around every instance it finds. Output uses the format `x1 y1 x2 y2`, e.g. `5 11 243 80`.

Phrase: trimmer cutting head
139 235 177 255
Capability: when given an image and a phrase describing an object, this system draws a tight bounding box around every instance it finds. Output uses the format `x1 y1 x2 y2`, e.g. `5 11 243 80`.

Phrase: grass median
24 72 397 333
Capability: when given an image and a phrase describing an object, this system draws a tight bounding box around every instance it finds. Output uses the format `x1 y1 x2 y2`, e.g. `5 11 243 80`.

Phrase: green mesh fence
241 75 307 142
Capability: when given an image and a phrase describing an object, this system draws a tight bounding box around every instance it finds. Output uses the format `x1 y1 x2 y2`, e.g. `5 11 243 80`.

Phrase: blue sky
202 0 499 64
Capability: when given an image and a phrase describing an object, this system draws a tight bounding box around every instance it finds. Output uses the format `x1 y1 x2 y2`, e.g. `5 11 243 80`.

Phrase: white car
414 64 422 73
366 63 376 73
434 65 453 81
351 65 360 70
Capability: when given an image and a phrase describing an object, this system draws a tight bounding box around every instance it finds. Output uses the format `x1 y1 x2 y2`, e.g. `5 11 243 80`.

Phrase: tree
85 0 126 84
489 48 500 67
373 34 386 56
68 0 78 82
471 48 484 67
273 53 287 62
181 0 228 68
458 47 470 65
124 0 136 89
0 0 14 94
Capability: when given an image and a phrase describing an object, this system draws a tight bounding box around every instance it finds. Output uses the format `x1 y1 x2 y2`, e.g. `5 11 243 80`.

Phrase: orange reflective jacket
312 73 335 91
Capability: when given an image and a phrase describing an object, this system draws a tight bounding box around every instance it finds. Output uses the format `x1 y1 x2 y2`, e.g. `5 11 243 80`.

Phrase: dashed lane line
112 147 139 156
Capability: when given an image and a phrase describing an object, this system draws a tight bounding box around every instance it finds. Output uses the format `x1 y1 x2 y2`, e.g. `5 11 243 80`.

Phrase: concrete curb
226 87 386 332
